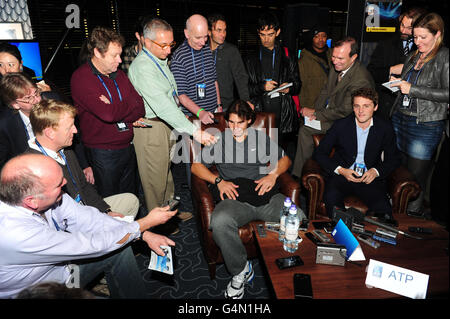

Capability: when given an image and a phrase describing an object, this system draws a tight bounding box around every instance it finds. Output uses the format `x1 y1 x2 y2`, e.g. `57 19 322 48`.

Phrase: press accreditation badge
196 83 206 100
354 163 366 176
402 95 411 107
116 122 129 132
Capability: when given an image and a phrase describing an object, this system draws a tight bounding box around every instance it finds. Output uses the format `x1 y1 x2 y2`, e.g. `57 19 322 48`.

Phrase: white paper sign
365 259 429 299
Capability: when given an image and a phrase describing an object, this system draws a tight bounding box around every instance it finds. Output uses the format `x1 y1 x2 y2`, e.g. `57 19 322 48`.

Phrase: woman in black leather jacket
390 12 449 216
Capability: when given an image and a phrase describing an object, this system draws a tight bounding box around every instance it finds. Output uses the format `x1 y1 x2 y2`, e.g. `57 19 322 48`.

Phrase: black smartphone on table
275 255 304 270
293 273 313 299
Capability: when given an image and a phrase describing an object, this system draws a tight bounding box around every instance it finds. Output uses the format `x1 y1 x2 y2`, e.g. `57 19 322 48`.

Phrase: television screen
9 41 43 80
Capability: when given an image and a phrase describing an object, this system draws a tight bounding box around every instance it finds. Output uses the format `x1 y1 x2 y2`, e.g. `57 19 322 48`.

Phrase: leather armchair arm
301 158 326 219
387 165 420 214
278 172 301 207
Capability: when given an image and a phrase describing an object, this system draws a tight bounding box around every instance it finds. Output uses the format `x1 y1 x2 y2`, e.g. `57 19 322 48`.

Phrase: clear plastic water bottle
283 205 300 253
278 197 292 241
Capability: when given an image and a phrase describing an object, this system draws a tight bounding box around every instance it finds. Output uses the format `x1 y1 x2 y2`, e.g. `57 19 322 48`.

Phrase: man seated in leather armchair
191 100 304 299
313 88 401 223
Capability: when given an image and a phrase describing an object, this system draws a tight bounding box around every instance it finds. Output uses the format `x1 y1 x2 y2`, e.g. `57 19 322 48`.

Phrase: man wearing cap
297 26 332 110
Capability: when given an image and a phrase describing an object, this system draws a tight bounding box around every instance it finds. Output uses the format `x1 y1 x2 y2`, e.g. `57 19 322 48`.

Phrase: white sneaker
224 261 255 299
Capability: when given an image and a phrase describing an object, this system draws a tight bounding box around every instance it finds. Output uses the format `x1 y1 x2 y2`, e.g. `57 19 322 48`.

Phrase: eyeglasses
150 39 176 50
16 89 41 104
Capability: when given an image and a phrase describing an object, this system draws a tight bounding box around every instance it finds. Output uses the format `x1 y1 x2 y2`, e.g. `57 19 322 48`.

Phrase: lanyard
405 67 423 85
259 47 276 80
34 139 81 198
97 75 122 103
52 217 61 231
191 47 205 81
213 49 218 66
142 49 177 96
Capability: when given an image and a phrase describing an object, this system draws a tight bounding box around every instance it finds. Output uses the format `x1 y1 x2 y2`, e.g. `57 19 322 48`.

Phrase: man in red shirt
71 26 145 198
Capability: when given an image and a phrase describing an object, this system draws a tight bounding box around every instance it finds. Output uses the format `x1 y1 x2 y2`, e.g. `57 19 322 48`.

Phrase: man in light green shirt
128 18 216 219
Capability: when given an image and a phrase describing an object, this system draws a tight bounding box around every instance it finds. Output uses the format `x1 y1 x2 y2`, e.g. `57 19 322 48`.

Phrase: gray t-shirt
200 127 285 180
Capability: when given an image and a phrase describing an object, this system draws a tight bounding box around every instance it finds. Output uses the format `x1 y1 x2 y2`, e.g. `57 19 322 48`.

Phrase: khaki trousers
133 120 175 211
103 193 140 218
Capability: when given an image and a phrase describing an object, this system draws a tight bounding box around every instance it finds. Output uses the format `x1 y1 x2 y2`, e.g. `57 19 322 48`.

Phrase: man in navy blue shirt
170 14 222 125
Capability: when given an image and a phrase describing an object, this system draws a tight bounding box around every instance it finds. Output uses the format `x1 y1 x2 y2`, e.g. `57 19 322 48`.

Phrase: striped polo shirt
170 40 218 115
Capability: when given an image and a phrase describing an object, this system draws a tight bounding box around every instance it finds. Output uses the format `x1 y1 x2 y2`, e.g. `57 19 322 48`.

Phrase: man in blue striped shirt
170 14 222 125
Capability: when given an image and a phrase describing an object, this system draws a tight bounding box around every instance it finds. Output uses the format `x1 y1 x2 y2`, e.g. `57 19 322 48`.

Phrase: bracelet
196 108 204 118
104 208 112 214
217 103 223 107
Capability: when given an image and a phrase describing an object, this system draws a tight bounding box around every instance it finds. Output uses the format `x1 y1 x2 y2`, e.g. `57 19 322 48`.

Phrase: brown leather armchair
190 112 301 279
301 134 420 220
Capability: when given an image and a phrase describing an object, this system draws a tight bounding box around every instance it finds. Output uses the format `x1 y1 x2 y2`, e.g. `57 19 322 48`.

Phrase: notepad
382 79 401 93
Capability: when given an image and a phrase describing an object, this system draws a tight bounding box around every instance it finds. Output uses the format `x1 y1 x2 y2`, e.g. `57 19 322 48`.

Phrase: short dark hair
333 36 359 57
225 100 256 126
399 7 427 24
0 42 22 62
207 13 226 30
351 87 379 106
86 26 125 57
257 12 280 32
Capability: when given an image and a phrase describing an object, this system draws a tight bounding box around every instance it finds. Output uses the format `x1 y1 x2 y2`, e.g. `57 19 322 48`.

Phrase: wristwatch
214 176 223 185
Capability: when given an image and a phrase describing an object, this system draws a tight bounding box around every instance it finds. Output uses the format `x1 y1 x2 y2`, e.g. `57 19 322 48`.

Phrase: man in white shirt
0 153 176 298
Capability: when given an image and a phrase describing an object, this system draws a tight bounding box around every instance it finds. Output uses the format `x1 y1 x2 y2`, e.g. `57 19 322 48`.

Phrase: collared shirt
28 138 65 165
170 40 218 115
128 48 195 135
18 110 34 141
352 118 374 169
0 194 140 298
335 118 379 177
339 62 354 79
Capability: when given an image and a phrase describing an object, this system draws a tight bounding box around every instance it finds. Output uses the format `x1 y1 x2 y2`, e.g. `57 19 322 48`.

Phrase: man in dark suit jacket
292 37 374 178
313 88 401 220
367 7 427 119
0 73 41 169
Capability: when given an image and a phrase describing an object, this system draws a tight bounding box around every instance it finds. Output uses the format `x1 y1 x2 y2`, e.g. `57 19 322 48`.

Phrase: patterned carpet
135 216 274 299
131 161 306 299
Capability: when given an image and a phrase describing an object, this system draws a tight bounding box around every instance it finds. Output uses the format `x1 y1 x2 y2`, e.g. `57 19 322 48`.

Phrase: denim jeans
78 246 147 299
392 111 445 160
85 144 138 198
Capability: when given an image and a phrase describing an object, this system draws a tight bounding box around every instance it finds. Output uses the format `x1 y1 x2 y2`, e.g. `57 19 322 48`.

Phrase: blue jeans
392 111 445 160
78 246 147 299
86 144 138 198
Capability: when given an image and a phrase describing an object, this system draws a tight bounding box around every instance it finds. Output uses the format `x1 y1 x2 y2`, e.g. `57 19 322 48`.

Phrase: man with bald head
0 153 176 298
170 14 222 125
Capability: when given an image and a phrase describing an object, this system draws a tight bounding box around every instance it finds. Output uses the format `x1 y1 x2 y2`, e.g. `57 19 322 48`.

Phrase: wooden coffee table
252 215 449 299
